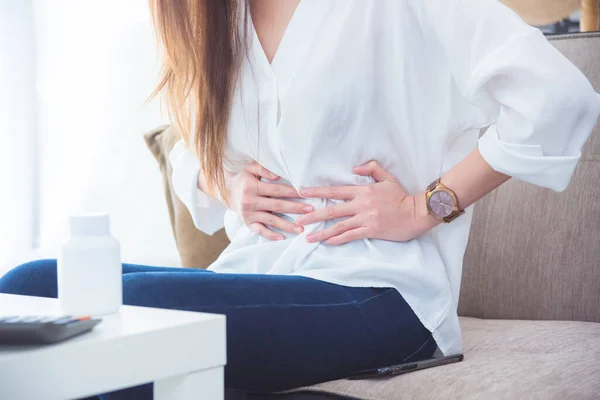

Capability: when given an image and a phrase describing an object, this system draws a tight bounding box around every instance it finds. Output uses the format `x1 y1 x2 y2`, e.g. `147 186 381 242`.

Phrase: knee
0 259 58 298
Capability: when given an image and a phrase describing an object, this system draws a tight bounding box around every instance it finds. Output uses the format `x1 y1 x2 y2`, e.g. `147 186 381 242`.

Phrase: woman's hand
296 161 440 245
228 161 312 241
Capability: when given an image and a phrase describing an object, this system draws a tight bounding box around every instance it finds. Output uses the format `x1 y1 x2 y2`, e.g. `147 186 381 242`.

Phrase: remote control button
38 316 61 323
52 316 78 325
18 316 42 323
2 316 24 323
77 316 91 321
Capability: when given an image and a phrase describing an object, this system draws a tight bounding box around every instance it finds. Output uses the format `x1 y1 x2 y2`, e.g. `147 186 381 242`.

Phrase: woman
1 0 599 397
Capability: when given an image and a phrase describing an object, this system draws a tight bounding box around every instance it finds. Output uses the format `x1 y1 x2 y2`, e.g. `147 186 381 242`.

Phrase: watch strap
426 178 441 192
443 209 466 223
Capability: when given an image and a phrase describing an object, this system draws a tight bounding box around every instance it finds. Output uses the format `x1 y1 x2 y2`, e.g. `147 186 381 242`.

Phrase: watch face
428 190 455 218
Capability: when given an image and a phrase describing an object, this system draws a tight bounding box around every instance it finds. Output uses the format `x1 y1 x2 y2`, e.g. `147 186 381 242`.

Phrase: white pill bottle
58 213 122 316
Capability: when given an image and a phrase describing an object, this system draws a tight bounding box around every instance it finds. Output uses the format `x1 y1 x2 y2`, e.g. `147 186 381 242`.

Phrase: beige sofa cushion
296 317 600 400
144 126 230 269
459 32 600 323
501 0 580 26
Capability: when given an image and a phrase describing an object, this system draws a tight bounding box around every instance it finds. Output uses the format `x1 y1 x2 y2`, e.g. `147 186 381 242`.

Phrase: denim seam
356 288 395 305
402 333 434 363
158 288 396 311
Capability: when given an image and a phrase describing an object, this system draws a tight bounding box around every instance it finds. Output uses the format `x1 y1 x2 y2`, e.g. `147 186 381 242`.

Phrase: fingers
257 181 302 199
296 202 355 225
353 160 394 183
245 161 279 181
248 222 285 241
255 212 304 235
299 185 361 200
248 211 304 241
324 227 371 246
258 198 314 215
306 217 363 243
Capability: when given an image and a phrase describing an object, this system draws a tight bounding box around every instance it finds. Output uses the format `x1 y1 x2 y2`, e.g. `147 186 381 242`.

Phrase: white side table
0 294 226 400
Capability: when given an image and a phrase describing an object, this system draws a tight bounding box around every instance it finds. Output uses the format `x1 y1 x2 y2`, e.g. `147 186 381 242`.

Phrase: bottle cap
69 213 110 237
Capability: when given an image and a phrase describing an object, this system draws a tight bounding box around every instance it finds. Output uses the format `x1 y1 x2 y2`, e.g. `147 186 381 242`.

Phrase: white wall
33 0 180 267
0 1 37 271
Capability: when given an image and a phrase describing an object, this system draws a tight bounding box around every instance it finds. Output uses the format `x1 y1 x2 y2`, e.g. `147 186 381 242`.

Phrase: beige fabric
296 317 600 400
459 33 600 323
143 126 230 269
502 0 581 26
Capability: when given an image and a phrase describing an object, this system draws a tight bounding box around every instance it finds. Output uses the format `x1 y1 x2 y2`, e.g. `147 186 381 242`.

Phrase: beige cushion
459 32 600 323
143 126 230 269
296 317 600 400
501 0 580 26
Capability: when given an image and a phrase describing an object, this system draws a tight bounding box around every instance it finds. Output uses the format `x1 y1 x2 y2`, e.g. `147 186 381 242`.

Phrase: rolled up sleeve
168 140 226 235
419 0 600 191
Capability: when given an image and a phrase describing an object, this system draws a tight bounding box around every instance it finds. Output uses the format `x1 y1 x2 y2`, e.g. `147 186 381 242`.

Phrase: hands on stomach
228 160 439 245
228 161 313 241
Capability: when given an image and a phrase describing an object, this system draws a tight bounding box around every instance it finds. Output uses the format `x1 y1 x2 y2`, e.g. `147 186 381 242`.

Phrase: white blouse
168 0 600 356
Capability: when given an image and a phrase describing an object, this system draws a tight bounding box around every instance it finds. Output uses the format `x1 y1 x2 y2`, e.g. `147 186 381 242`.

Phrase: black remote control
0 315 101 345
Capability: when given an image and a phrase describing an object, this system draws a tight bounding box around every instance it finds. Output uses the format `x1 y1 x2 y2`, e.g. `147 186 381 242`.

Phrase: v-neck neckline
250 0 304 68
248 0 331 91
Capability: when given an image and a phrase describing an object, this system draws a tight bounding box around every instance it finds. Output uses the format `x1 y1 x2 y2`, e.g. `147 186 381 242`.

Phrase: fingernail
302 206 313 213
294 226 303 234
306 234 315 242
276 235 285 241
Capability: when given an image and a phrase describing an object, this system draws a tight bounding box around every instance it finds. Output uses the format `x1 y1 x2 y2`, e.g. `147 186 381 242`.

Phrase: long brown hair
149 0 248 201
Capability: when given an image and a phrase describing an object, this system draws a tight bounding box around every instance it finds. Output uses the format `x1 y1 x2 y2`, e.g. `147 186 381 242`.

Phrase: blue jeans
0 260 436 398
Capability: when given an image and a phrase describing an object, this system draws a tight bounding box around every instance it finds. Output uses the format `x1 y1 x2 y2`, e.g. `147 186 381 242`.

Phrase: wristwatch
425 178 464 223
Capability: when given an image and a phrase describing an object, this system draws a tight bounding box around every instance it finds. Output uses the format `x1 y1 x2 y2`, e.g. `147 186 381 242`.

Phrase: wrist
414 192 441 231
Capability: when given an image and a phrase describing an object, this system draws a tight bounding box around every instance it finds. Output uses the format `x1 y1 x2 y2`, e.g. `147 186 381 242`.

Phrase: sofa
144 32 600 400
